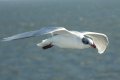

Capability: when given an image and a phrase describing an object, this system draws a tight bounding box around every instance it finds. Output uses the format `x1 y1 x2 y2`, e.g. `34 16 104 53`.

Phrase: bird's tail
37 39 53 49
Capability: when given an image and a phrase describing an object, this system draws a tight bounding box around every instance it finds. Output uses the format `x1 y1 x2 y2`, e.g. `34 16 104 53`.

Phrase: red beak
91 44 96 48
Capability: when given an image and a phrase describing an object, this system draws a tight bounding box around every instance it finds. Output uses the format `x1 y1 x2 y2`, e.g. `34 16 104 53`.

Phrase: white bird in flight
2 27 109 54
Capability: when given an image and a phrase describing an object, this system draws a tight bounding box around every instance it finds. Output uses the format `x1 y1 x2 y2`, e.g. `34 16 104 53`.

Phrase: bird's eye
82 38 89 44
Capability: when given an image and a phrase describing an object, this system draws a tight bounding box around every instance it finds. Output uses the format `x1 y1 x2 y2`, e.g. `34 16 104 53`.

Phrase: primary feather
2 27 69 41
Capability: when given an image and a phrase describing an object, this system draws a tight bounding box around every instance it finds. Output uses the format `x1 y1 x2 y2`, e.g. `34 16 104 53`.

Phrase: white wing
83 32 109 54
2 27 70 41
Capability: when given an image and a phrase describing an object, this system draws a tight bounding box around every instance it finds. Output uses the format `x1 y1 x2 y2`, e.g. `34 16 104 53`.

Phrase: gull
2 27 109 54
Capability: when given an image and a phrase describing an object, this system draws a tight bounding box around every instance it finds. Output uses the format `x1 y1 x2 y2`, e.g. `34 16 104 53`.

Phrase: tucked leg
42 44 54 49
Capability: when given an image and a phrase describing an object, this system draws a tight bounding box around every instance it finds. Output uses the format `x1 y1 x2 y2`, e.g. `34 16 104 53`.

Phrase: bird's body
2 27 109 54
51 34 84 49
37 32 89 49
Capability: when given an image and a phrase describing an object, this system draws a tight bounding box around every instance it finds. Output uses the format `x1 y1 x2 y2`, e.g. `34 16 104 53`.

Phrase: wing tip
97 44 108 54
2 38 11 41
1 36 15 41
98 51 104 54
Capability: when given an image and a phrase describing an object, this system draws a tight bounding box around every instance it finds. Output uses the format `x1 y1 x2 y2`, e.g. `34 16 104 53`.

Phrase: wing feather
2 27 70 41
83 32 109 54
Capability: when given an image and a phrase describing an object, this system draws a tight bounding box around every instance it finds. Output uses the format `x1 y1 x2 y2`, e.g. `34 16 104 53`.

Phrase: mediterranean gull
2 27 109 54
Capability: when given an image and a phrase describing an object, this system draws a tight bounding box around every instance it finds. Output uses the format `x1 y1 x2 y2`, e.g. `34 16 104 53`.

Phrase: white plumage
2 27 109 54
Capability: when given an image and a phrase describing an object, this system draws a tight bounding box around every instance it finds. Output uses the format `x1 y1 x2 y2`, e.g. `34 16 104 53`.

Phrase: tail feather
37 39 53 49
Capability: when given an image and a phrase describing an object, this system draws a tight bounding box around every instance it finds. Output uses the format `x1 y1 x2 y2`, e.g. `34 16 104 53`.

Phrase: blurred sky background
0 0 120 80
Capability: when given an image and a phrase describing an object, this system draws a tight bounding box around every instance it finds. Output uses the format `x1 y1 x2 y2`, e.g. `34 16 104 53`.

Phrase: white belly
51 35 89 49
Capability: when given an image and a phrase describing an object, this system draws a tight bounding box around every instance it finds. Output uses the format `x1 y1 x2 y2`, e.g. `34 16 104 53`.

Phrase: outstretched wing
83 32 109 54
2 27 70 41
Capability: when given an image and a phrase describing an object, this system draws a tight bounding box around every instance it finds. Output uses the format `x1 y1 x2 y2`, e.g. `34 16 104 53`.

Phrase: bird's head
82 37 96 48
